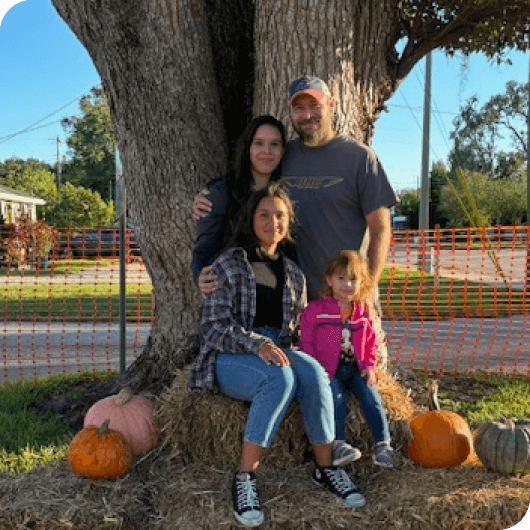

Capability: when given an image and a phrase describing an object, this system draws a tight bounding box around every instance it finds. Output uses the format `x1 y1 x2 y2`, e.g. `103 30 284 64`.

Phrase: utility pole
526 54 530 292
115 145 127 373
419 53 432 230
527 53 530 225
56 136 62 189
417 53 433 276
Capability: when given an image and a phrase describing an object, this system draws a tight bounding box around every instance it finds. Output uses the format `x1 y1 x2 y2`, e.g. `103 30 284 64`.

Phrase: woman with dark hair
190 182 365 528
191 115 287 289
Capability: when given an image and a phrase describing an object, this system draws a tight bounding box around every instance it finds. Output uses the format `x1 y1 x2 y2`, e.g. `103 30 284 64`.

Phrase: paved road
1 318 528 382
1 322 149 381
389 245 529 290
386 316 530 375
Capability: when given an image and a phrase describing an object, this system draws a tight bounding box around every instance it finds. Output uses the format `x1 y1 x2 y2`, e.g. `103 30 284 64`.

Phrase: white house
0 184 46 223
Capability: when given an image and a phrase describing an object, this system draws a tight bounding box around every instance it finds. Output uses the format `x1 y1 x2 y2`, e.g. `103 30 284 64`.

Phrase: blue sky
1 0 529 193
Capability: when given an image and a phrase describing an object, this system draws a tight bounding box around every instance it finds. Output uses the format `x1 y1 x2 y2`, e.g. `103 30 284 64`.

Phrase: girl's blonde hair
323 249 371 304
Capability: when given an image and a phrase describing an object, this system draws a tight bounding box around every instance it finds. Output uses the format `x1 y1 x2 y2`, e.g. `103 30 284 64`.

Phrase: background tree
0 158 59 219
449 81 528 178
0 156 114 227
439 169 527 227
394 189 419 229
61 87 116 201
46 182 115 228
429 161 451 228
50 0 530 394
492 171 527 225
440 171 493 227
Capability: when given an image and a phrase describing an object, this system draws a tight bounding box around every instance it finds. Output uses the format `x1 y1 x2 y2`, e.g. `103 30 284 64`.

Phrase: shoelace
235 476 260 511
325 467 356 495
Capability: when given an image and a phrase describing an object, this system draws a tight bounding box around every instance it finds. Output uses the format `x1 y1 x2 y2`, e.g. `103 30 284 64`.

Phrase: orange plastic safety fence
1 226 150 382
385 226 530 377
1 225 529 381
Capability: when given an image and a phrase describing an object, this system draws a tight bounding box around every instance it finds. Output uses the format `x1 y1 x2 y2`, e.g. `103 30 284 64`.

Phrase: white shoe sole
234 510 265 527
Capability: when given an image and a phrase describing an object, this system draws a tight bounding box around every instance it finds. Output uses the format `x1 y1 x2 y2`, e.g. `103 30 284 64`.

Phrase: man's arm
365 206 392 288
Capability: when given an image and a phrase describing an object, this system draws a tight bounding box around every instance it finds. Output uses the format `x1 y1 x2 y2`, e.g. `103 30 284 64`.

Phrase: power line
399 91 424 133
388 103 456 115
414 66 452 154
1 119 65 140
0 94 83 145
399 88 442 160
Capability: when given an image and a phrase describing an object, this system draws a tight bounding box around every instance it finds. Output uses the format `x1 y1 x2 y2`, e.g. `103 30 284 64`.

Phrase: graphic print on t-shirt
282 176 343 189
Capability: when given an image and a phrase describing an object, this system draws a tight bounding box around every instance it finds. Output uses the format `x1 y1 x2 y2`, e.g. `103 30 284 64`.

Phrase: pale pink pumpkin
84 387 157 455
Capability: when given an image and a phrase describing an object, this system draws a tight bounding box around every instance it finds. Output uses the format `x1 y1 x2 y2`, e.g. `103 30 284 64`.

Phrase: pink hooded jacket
299 296 378 379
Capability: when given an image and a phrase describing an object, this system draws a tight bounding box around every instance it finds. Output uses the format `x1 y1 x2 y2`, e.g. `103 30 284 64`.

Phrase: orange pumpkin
406 381 473 468
68 419 133 479
84 387 157 455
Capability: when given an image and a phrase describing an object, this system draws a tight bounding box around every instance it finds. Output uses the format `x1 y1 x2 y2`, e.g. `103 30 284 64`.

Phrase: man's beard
294 118 326 147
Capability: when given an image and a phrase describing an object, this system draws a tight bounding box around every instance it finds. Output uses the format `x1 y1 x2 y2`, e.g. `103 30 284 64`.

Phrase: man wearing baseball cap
283 74 396 302
287 75 336 147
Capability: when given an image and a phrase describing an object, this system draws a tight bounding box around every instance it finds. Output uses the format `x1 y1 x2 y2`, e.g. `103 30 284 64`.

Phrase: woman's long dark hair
222 115 287 246
227 182 297 260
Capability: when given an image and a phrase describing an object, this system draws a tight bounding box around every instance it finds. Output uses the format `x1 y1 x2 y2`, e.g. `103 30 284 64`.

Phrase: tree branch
397 1 530 78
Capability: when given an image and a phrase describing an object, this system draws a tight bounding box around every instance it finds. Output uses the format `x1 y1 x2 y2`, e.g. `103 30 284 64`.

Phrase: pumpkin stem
98 419 112 435
427 380 440 411
115 387 134 406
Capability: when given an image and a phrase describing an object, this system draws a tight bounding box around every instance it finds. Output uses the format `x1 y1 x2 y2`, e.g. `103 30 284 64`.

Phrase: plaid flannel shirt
188 247 307 392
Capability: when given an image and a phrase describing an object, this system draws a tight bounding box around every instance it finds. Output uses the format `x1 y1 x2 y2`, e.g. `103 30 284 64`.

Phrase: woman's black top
247 247 285 330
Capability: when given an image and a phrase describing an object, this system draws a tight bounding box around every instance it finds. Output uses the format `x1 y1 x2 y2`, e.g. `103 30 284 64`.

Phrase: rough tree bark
51 0 530 396
253 0 399 145
51 0 254 394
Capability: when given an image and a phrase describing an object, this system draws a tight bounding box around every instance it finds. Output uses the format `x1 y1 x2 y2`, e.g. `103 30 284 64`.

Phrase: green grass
1 257 153 322
0 259 116 277
1 283 153 322
436 374 530 428
2 262 528 321
380 267 529 319
0 372 114 473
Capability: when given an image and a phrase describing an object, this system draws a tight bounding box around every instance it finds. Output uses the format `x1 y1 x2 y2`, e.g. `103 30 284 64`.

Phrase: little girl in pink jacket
299 250 393 468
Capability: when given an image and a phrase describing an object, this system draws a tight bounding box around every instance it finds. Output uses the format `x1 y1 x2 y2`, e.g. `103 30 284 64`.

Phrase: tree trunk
51 0 405 394
253 0 400 145
52 0 232 393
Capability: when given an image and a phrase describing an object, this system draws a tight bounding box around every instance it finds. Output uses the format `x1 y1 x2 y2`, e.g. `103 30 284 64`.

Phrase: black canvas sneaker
312 466 366 508
232 471 265 527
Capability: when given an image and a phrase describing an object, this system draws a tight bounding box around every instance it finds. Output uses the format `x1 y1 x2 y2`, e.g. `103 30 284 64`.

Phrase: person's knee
270 366 296 396
298 360 330 391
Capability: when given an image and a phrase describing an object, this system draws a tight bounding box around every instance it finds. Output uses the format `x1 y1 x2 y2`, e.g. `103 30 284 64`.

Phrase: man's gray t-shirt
281 135 397 299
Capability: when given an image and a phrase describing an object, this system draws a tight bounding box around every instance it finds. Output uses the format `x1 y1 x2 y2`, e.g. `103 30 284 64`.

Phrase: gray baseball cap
288 75 331 105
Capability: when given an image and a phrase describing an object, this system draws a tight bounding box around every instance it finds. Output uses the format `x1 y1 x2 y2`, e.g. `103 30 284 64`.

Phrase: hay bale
0 447 527 530
0 459 140 529
0 450 527 530
153 461 530 530
155 367 307 469
156 366 416 469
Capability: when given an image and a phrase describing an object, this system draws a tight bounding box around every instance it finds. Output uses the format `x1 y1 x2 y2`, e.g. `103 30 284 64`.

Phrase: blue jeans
214 327 335 447
331 360 390 443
